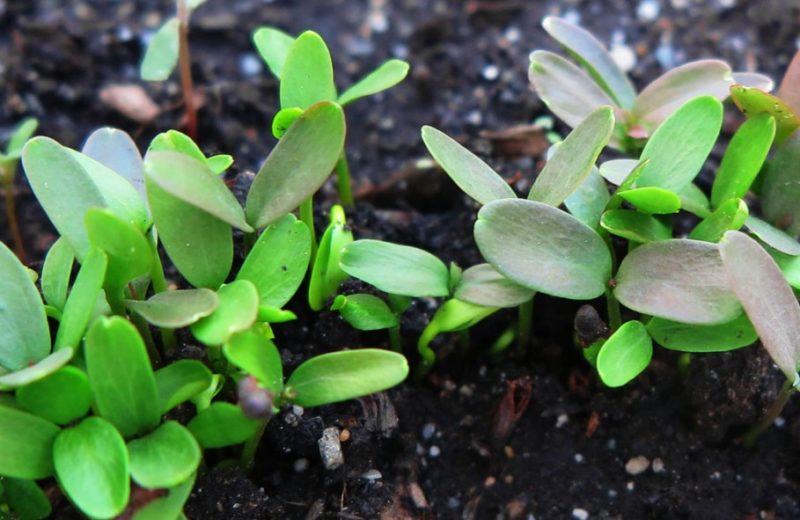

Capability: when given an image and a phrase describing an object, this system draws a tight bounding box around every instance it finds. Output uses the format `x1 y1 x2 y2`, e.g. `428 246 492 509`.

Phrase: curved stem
177 0 197 140
241 418 270 471
517 298 533 353
743 379 795 448
335 152 354 209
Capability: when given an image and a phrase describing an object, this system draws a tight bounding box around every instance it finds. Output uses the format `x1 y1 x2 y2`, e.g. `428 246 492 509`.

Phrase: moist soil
2 0 800 518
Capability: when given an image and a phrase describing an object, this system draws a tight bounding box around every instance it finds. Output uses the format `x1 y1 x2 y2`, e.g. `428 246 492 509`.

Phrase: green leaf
257 305 296 323
280 31 336 109
21 137 149 258
271 107 304 138
245 102 346 229
54 249 108 350
688 198 748 242
418 299 497 355
616 187 681 214
16 366 92 425
598 158 639 185
0 241 49 370
0 348 74 390
128 421 201 489
453 264 535 308
541 16 636 108
5 118 38 158
82 128 146 203
3 478 52 520
141 17 179 81
475 199 611 299
720 231 800 383
190 280 259 347
0 405 59 479
187 402 262 448
421 126 515 205
238 213 311 308
528 106 614 206
564 167 609 229
41 237 75 311
286 349 408 408
148 130 232 175
647 313 757 352
711 113 776 207
154 360 213 414
614 239 741 325
596 321 652 388
746 216 800 255
252 26 295 79
340 240 450 297
85 317 160 437
334 293 398 331
131 473 195 520
678 182 712 218
127 289 219 328
86 208 153 290
308 205 353 310
761 130 800 236
529 50 617 130
145 151 251 232
223 327 283 393
633 60 732 129
338 59 410 106
771 248 800 289
54 417 130 519
600 209 671 243
636 96 723 192
730 85 800 145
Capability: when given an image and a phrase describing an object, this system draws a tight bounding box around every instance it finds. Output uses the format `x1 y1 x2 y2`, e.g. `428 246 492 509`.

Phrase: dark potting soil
2 0 800 518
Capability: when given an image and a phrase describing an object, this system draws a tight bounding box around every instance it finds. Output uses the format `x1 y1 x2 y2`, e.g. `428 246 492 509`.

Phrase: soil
3 0 800 518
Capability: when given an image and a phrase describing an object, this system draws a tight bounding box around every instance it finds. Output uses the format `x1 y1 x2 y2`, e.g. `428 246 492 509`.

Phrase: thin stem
600 229 623 330
3 172 26 264
131 311 163 368
176 0 198 140
517 298 534 353
148 235 176 350
334 152 354 209
489 323 517 356
300 197 317 261
241 418 269 471
388 325 402 353
743 379 795 448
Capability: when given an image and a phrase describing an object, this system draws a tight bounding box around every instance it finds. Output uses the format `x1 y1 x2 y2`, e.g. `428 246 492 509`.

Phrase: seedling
530 16 772 152
0 118 38 262
140 0 207 139
253 26 410 209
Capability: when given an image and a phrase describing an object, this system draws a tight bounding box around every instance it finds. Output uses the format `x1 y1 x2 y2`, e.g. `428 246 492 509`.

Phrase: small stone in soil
362 469 382 482
318 427 344 470
408 482 428 509
429 445 441 458
556 414 569 428
625 456 650 475
652 457 665 473
293 458 309 473
421 423 436 440
572 508 589 520
774 416 786 427
447 497 461 509
574 453 584 463
637 0 661 21
482 64 499 81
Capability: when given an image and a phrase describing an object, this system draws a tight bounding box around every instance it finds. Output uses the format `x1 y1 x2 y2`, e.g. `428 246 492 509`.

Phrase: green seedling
140 0 207 138
309 205 353 310
0 118 38 262
530 16 772 152
253 26 410 209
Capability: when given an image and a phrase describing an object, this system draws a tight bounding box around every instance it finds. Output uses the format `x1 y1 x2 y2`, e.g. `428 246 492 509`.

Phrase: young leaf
688 198 748 242
616 187 681 214
253 26 295 79
54 249 108 350
190 280 260 347
237 213 311 308
82 128 146 203
16 366 92 425
333 293 399 330
746 216 800 256
339 59 410 106
453 263 535 308
636 96 723 193
141 17 180 81
633 60 732 128
340 240 451 297
564 167 609 229
41 237 75 311
760 130 800 236
647 313 757 352
779 49 800 116
679 183 712 218
245 102 346 229
154 360 213 414
3 478 52 520
596 320 652 388
280 30 337 109
85 317 161 437
149 130 231 175
0 349 74 390
475 199 611 299
720 230 800 384
0 241 49 370
600 209 671 243
127 421 201 489
286 349 408 408
730 85 800 145
528 106 614 206
771 248 800 289
0 405 59 479
541 16 636 108
529 50 617 130
421 126 515 205
223 328 283 394
53 417 130 519
598 158 639 185
308 206 353 310
131 473 195 520
86 208 153 290
5 118 39 158
614 239 741 324
711 113 776 208
187 402 262 448
126 289 218 328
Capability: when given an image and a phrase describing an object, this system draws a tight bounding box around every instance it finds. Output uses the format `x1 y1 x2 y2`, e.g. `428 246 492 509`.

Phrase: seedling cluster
2 9 800 520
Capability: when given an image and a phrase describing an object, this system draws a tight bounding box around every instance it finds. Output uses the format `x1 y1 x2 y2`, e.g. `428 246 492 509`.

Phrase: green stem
148 237 176 350
300 197 317 262
600 230 623 330
517 298 534 353
388 325 402 353
131 311 163 368
414 324 439 381
335 152 354 209
241 418 270 471
489 323 517 356
743 379 795 448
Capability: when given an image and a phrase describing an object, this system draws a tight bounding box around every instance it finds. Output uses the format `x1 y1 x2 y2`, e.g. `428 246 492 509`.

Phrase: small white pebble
291 405 304 417
572 508 589 520
652 457 665 473
608 489 618 498
717 0 735 7
239 53 263 77
610 43 636 73
362 469 382 481
556 414 569 428
466 110 482 126
504 26 521 43
774 416 786 427
637 0 661 22
562 9 581 25
482 64 500 81
626 481 635 491
293 458 309 473
626 455 650 475
670 0 689 8
429 445 441 458
574 453 584 463
422 423 436 440
710 471 722 480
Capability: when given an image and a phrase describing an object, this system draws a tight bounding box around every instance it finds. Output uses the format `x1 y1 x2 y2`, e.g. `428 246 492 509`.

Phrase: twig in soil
490 378 533 448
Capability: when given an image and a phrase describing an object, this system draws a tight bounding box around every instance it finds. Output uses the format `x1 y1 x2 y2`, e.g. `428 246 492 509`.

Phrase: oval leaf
3 478 52 520
334 293 399 331
223 328 283 394
86 208 153 290
597 320 652 388
688 198 749 242
339 59 409 106
600 209 671 243
154 360 213 414
308 205 353 310
0 348 74 390
616 187 681 214
731 85 800 145
647 313 757 353
82 127 146 203
746 216 800 256
127 289 219 328
17 366 92 425
0 405 59 479
54 249 108 350
453 264 535 308
190 280 259 347
280 30 336 109
141 18 179 81
253 26 295 79
187 402 262 449
127 421 201 489
564 166 610 229
41 237 75 311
